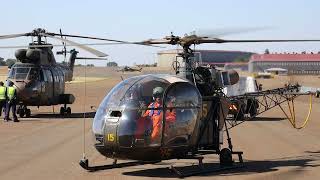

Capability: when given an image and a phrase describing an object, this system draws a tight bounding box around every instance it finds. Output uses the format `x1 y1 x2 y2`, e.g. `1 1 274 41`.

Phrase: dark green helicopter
79 30 320 177
0 28 121 117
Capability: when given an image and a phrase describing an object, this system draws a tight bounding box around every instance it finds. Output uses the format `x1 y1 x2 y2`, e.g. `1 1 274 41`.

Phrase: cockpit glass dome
93 75 171 135
119 76 169 107
93 76 142 135
92 74 203 149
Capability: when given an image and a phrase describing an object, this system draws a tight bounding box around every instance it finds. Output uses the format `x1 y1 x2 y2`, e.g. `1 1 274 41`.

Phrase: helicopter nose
15 84 28 100
14 81 38 101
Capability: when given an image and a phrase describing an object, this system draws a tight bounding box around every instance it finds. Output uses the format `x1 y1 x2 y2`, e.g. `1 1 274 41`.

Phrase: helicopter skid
79 158 160 172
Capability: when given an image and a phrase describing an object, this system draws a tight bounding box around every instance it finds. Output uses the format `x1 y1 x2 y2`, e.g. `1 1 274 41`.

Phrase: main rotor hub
31 28 47 36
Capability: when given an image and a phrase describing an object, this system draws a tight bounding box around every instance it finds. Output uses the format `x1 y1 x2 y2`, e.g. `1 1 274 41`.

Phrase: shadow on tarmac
121 153 320 178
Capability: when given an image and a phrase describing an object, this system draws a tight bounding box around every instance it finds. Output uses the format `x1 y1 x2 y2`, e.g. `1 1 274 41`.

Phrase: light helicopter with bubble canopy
40 28 318 177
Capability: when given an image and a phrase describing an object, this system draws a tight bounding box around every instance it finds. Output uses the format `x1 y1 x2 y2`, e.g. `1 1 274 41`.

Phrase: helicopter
116 65 142 72
0 28 130 117
77 31 320 177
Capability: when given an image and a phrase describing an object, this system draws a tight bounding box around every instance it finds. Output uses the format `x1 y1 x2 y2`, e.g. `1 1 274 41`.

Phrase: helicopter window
40 70 47 81
28 68 39 80
8 68 15 79
110 110 122 117
11 67 30 80
52 70 59 82
122 77 169 105
93 76 142 135
117 77 171 147
58 69 64 82
45 70 53 82
163 82 201 146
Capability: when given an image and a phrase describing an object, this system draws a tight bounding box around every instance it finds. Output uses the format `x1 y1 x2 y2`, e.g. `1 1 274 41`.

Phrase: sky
0 0 320 66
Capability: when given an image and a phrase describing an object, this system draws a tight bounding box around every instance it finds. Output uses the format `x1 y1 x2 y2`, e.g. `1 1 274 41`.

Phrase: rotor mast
180 44 195 82
164 33 197 82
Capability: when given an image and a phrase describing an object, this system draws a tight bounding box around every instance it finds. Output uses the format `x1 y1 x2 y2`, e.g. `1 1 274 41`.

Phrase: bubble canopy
93 74 202 151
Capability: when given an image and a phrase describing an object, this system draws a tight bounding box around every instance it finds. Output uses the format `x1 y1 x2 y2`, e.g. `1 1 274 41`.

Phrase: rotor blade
189 27 271 38
0 42 165 49
42 33 108 57
140 38 172 45
0 33 28 40
0 44 63 48
76 57 108 60
51 33 128 43
198 39 320 44
51 33 163 48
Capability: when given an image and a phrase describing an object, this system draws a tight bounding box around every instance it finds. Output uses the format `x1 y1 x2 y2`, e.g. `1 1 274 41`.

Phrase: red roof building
249 53 320 75
250 54 320 62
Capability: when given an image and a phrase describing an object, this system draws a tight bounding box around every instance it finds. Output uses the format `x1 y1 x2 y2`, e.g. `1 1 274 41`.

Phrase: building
249 53 320 75
157 49 253 68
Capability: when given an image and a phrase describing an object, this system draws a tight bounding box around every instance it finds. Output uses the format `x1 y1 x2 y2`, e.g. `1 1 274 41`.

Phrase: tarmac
0 67 320 180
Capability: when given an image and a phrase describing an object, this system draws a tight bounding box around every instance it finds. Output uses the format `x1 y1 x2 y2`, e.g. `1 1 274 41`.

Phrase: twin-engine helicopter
116 65 142 72
78 31 320 177
0 28 136 117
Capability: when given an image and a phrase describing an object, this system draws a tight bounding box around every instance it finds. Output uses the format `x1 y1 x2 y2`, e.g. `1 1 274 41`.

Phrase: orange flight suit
144 101 176 140
144 102 162 140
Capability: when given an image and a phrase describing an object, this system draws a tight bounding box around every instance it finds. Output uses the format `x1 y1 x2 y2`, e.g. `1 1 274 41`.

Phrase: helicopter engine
194 66 239 96
15 49 41 64
25 49 41 63
15 49 27 62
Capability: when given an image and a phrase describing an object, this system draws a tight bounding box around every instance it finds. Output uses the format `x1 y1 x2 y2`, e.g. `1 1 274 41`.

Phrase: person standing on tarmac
5 81 18 122
0 81 6 118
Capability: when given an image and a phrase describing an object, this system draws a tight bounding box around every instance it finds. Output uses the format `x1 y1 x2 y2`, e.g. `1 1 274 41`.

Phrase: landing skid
80 151 244 177
79 158 160 172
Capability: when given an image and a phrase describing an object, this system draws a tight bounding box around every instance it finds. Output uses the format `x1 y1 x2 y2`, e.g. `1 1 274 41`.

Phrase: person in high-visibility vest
5 81 18 122
0 81 7 118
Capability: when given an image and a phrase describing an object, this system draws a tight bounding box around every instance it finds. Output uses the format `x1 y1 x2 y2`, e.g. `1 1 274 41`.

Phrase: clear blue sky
0 0 320 66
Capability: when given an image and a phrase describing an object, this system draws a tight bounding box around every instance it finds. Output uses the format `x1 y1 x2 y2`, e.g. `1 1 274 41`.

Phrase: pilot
29 69 39 80
144 86 164 142
0 81 6 118
5 81 18 122
135 87 164 143
145 87 176 140
135 86 176 144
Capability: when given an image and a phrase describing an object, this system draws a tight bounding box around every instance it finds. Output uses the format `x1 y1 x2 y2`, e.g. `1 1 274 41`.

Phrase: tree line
0 57 16 67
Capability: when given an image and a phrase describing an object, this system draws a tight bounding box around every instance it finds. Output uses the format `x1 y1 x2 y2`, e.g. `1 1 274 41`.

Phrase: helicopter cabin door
43 69 54 104
51 68 61 99
162 82 201 147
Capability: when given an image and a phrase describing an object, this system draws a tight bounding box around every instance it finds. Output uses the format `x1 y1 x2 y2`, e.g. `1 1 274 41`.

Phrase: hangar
249 53 320 75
